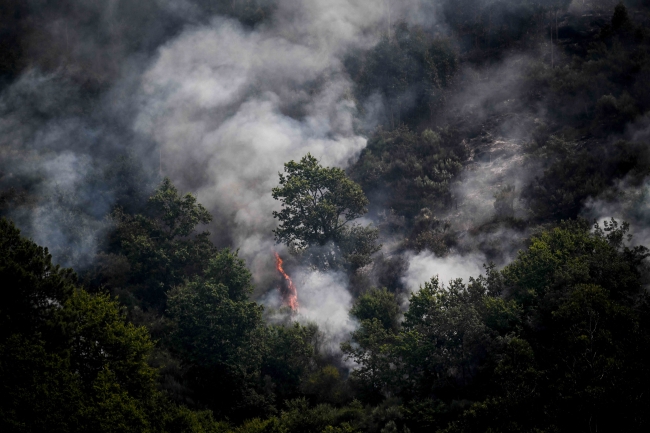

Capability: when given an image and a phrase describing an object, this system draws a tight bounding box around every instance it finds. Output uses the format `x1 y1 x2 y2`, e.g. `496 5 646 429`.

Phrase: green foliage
159 404 230 433
167 249 268 418
440 0 558 59
280 398 341 433
263 323 317 403
148 178 212 238
277 398 366 433
338 224 382 272
0 150 155 270
351 288 401 333
0 217 76 339
97 177 215 312
272 154 380 271
342 219 650 431
85 179 326 421
7 3 650 432
399 277 492 398
0 218 198 432
524 6 650 134
56 290 157 399
342 319 398 404
301 365 349 406
502 218 649 313
231 417 284 433
0 334 84 432
407 208 456 255
522 136 650 221
273 154 368 248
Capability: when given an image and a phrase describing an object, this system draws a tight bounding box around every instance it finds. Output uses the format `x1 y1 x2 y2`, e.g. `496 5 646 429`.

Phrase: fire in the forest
274 252 299 311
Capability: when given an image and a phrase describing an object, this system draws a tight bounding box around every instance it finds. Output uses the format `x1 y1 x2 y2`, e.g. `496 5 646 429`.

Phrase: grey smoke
132 1 443 280
0 0 441 356
582 177 650 249
7 0 646 362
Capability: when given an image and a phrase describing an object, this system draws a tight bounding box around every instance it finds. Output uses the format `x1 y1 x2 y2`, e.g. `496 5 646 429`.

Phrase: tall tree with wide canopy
272 154 380 271
272 154 369 248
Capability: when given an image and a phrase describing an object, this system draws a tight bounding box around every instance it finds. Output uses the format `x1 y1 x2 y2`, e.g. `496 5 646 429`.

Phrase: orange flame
274 252 299 311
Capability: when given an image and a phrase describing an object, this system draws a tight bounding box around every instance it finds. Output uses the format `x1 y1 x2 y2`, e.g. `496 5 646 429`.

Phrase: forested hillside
2 1 650 432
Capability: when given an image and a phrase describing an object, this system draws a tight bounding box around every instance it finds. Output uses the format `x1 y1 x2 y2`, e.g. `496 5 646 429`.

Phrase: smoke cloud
294 269 358 356
401 250 487 292
6 0 648 361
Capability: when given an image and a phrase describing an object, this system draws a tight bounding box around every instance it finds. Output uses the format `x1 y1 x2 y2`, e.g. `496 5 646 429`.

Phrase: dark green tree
262 323 318 404
346 24 458 127
341 318 397 404
399 277 492 398
167 249 269 419
342 219 650 432
350 288 401 333
98 177 215 313
0 218 221 433
0 217 76 340
349 127 465 225
273 154 368 248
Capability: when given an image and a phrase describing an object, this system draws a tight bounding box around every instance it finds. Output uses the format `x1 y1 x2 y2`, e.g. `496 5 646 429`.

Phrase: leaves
272 154 369 249
272 154 379 271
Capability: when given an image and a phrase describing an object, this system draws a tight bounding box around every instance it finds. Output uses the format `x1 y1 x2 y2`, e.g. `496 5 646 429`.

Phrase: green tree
342 219 650 432
342 287 404 404
273 154 369 248
300 365 349 405
341 319 397 404
399 277 492 398
262 323 317 404
167 249 269 419
0 217 76 340
349 127 465 226
346 24 458 127
350 288 401 333
272 154 380 271
494 219 650 431
1 218 161 432
98 178 215 313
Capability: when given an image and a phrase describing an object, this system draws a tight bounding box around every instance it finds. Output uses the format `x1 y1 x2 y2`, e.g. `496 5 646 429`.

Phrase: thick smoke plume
0 0 444 353
5 0 646 358
133 1 445 277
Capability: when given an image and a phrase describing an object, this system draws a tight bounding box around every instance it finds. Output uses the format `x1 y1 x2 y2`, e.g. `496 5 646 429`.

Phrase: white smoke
294 269 358 356
261 265 357 356
133 2 425 277
401 250 487 292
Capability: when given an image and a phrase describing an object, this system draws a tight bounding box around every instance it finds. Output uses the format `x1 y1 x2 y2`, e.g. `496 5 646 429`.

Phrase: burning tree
274 252 299 311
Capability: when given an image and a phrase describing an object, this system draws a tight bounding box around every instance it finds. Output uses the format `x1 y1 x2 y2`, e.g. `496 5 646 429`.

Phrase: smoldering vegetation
3 0 650 432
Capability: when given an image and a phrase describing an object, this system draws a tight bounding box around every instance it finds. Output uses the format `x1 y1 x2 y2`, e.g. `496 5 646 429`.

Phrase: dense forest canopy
2 0 650 432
